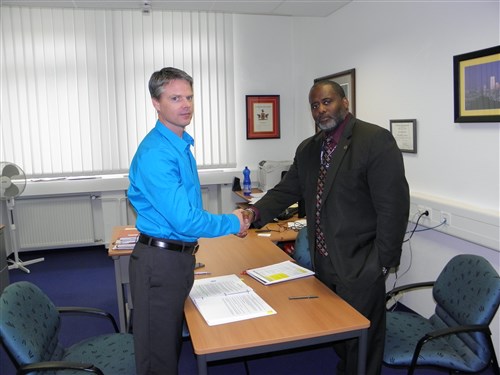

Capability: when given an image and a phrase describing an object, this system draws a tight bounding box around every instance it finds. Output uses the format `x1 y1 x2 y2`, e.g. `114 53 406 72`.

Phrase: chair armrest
385 281 435 302
410 324 493 371
423 324 491 341
18 361 104 375
57 307 119 333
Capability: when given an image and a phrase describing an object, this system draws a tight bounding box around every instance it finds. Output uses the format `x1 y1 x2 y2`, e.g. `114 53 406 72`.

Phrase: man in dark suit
244 80 409 374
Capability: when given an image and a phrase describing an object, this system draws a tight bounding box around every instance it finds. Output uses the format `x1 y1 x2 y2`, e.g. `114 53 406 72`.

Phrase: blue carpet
1 247 497 374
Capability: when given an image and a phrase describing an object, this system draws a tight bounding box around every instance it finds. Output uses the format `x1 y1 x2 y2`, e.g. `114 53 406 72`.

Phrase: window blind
1 6 235 178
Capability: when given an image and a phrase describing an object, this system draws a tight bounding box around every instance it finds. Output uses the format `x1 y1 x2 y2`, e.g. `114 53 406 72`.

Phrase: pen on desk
194 271 211 275
288 295 319 300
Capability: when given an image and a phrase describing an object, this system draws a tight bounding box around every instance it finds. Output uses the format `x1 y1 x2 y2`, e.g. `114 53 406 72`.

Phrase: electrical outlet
417 205 432 220
440 211 451 225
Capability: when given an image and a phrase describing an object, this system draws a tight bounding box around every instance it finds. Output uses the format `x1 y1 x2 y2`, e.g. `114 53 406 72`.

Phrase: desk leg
112 256 127 333
196 354 208 375
357 329 368 375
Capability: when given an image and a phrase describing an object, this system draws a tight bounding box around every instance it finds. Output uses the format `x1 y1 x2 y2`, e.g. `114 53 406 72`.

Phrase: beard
316 111 347 131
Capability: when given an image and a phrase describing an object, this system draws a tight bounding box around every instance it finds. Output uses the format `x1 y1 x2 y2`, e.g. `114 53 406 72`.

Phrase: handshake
233 208 255 238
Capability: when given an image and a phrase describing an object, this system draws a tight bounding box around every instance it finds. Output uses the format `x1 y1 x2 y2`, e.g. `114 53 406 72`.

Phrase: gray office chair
0 281 135 374
384 254 500 375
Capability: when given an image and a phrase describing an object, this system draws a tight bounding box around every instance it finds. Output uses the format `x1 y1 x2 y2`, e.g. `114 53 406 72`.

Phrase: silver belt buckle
192 243 200 255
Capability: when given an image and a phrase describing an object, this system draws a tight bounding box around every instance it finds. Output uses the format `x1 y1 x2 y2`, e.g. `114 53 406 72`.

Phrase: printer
258 160 292 191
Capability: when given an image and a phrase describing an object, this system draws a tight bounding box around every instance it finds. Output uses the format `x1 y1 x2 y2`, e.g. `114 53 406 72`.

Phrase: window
1 6 235 178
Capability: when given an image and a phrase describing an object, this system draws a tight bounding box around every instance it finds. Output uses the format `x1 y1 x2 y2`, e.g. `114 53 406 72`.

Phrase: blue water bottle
243 166 251 196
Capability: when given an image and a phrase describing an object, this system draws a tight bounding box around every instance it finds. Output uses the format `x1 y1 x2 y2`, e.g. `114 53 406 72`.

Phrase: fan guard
0 162 26 200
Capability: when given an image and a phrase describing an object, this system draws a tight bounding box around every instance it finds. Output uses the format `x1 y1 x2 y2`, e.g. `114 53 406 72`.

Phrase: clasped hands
233 208 255 238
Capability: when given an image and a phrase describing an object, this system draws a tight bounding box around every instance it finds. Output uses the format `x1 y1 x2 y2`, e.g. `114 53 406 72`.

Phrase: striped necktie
315 133 336 257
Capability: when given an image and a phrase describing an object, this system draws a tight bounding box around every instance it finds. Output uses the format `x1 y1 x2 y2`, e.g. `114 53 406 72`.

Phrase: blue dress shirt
128 120 240 242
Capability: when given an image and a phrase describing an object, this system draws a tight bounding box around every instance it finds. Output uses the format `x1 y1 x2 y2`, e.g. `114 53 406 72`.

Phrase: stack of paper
112 230 139 250
189 274 277 326
246 260 314 285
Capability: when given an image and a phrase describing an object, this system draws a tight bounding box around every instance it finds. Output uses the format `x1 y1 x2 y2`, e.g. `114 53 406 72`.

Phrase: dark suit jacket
254 116 410 291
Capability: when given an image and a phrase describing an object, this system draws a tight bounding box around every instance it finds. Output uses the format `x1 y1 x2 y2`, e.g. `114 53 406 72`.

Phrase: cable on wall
387 211 448 308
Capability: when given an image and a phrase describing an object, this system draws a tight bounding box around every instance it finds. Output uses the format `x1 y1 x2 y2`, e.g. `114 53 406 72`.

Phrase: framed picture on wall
390 119 417 153
453 45 500 122
246 95 280 139
314 68 356 117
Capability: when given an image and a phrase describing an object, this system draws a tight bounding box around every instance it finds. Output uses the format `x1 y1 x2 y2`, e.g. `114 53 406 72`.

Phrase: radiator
13 188 211 251
15 195 96 250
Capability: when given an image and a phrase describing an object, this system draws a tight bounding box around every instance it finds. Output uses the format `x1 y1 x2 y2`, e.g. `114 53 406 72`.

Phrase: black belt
138 234 199 255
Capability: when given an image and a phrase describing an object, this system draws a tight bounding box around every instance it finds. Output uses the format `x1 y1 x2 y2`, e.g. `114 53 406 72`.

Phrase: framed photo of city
453 45 500 122
246 95 280 139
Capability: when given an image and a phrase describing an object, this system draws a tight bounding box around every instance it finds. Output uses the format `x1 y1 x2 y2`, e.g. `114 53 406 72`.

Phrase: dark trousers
315 253 386 375
129 242 195 375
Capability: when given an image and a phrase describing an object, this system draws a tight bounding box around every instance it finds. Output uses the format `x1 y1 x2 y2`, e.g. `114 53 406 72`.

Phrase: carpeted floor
1 246 496 374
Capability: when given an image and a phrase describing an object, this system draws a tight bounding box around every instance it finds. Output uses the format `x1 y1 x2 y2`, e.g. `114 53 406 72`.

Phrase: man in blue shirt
128 67 249 375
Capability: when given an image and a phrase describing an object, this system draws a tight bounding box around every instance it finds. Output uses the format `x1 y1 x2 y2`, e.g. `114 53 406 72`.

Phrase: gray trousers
129 242 195 375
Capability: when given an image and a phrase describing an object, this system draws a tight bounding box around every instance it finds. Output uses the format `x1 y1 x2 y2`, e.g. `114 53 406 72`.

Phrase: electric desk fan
0 162 44 273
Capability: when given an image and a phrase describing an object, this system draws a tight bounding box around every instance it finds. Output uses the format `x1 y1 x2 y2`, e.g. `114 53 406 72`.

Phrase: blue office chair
0 281 135 375
384 254 500 375
292 226 312 270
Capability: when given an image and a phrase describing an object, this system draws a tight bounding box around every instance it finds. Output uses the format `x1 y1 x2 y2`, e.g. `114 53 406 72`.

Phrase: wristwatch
382 267 389 276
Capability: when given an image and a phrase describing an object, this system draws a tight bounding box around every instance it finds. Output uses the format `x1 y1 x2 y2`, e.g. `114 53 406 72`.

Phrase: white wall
232 14 298 168
290 1 499 212
288 1 500 353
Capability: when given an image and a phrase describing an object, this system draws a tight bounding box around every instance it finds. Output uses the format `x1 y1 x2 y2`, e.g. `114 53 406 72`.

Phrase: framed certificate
246 95 280 139
390 119 417 153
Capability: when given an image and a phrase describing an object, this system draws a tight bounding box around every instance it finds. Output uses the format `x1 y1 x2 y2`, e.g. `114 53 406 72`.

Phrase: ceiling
1 0 353 17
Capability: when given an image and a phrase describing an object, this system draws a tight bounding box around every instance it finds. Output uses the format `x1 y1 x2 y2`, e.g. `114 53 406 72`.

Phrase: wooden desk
107 225 299 331
233 188 302 242
107 224 300 332
233 188 263 202
108 228 369 374
247 219 302 242
187 235 370 374
109 226 136 332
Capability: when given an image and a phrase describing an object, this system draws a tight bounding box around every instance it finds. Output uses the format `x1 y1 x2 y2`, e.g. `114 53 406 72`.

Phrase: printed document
189 274 276 326
246 260 315 285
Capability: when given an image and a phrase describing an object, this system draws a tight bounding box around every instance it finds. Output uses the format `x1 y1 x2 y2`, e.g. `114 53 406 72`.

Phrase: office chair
384 254 500 375
292 226 312 270
0 281 135 375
